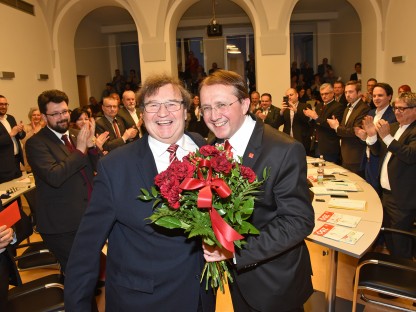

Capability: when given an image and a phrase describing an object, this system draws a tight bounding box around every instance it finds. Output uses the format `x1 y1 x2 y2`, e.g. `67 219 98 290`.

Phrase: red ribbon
180 164 243 252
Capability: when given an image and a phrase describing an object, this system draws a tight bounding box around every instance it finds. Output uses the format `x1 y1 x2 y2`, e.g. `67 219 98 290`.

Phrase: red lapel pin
249 153 254 158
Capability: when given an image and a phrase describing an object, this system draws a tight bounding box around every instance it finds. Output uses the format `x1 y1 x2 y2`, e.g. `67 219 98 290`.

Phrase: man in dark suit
0 200 19 311
304 83 344 163
0 95 26 183
333 81 348 108
363 91 416 259
349 62 362 81
200 70 314 312
279 88 312 154
327 81 370 176
317 57 332 79
95 96 138 152
355 83 396 194
65 74 215 311
254 93 281 129
118 90 145 139
26 89 97 272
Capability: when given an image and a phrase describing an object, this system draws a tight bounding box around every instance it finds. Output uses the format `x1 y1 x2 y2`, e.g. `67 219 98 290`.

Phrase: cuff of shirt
366 135 378 145
382 134 394 147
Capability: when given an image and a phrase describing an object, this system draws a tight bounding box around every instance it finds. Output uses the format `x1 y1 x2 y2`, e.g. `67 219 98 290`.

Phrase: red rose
240 166 256 183
168 160 196 180
159 172 182 208
211 155 232 174
200 145 220 157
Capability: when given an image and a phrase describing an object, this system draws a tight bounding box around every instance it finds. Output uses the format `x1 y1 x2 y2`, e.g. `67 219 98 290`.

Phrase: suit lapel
242 120 263 168
135 135 158 190
43 127 70 156
396 121 416 144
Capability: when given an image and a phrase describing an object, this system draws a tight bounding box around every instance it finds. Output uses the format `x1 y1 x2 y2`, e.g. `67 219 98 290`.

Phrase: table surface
0 173 35 206
306 157 382 258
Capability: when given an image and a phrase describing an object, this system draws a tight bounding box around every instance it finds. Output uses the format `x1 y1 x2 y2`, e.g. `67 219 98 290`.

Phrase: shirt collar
47 126 69 141
228 115 256 159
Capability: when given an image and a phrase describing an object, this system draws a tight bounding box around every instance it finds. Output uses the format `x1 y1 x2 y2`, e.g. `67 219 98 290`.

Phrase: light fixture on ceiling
207 0 222 37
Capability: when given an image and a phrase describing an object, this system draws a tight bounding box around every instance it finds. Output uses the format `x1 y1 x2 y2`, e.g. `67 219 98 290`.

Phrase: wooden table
306 157 382 312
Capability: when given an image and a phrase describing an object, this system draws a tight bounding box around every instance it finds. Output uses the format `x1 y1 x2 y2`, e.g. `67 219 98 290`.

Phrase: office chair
352 227 416 312
7 273 65 312
15 190 59 271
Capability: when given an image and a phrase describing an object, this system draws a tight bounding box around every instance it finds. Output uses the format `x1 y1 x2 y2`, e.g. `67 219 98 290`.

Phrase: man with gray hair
304 83 344 163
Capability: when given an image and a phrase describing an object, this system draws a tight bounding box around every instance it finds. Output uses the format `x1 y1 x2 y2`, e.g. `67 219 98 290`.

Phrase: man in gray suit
26 89 96 272
327 80 370 176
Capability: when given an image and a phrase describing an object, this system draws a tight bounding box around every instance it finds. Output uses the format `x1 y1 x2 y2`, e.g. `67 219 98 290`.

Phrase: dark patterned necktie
62 134 75 152
113 118 121 138
167 144 179 163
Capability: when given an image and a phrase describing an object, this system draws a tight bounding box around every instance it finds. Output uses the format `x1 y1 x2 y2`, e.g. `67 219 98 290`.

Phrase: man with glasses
254 93 281 129
362 92 416 259
200 70 314 312
95 95 138 152
26 89 97 273
65 74 214 311
0 95 26 183
304 83 344 163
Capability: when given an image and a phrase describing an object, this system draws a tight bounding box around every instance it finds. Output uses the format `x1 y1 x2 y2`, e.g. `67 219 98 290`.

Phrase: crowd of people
0 64 415 311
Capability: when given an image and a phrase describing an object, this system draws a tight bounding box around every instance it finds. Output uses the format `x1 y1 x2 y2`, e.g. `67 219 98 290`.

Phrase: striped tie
167 144 179 163
224 140 232 152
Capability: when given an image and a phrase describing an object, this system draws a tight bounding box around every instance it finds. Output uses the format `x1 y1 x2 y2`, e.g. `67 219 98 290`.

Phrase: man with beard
26 89 96 272
0 95 26 183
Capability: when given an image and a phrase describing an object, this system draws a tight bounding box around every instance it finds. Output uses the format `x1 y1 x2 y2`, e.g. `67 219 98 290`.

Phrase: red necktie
62 134 75 152
62 134 93 199
113 118 121 138
167 144 179 163
224 140 232 152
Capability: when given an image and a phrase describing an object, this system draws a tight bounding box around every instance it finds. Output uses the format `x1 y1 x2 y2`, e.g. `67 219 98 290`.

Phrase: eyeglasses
201 99 239 116
393 106 415 113
0 103 9 107
103 105 119 109
143 100 183 113
45 110 70 118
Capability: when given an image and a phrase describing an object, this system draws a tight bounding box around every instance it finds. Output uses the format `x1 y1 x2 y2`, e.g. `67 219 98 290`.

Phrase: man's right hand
122 127 138 141
0 225 13 249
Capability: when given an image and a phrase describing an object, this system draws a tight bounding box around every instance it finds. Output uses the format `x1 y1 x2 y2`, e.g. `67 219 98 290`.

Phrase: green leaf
154 216 184 229
151 186 159 197
140 188 150 197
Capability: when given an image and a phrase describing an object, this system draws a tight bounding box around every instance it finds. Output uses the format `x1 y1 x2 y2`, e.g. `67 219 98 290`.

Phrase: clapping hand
375 119 390 139
362 116 377 137
0 225 14 249
327 115 339 129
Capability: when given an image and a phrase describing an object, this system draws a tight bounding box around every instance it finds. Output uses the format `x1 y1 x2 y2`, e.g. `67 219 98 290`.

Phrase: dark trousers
0 252 11 311
382 190 416 259
40 231 76 273
229 280 304 312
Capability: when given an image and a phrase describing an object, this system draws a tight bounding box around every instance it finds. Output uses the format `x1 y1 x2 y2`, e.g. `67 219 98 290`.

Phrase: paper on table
313 223 364 244
318 211 361 228
310 187 347 196
307 157 326 164
325 181 360 192
0 200 21 228
16 177 31 183
328 198 366 211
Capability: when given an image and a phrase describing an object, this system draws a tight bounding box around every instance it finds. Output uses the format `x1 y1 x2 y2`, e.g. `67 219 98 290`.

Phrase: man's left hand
202 243 233 262
375 119 390 139
327 116 339 129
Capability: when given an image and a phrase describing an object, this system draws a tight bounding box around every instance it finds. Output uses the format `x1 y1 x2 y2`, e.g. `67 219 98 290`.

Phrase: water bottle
317 155 325 184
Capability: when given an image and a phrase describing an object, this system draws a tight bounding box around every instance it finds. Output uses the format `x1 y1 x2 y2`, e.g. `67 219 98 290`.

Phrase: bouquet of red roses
138 143 267 292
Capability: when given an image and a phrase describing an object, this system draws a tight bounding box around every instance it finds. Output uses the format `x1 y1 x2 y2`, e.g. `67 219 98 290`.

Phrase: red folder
0 200 21 228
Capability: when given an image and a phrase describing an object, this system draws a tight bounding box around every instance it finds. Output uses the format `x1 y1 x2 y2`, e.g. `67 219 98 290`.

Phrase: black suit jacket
64 132 215 311
255 105 281 129
311 100 344 155
228 120 314 311
280 102 312 153
25 127 95 234
0 115 25 183
95 115 127 151
337 100 370 166
117 106 145 140
364 106 396 192
369 121 416 211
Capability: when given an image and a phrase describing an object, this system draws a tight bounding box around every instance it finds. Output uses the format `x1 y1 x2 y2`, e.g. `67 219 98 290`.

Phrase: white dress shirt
149 134 199 173
227 115 256 160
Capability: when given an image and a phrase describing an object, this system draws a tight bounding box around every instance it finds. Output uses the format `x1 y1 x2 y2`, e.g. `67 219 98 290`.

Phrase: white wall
0 4 54 123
